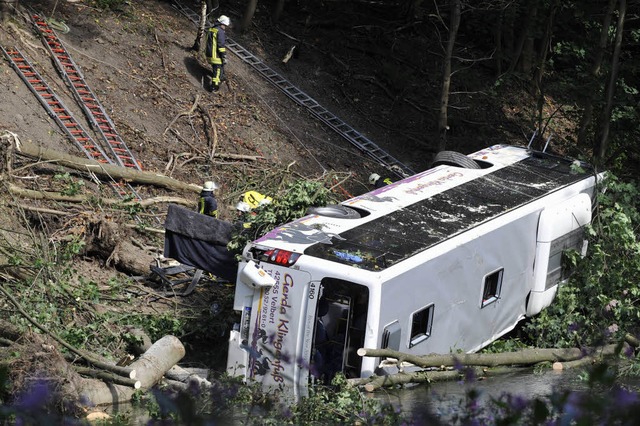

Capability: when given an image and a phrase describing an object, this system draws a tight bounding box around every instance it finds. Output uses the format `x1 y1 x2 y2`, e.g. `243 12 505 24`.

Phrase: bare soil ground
0 0 541 374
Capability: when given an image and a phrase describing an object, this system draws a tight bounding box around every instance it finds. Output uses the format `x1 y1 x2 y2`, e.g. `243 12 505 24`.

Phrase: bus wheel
431 151 481 169
306 205 361 219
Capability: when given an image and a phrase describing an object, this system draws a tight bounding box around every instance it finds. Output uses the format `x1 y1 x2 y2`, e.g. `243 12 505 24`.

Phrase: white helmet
203 181 217 191
218 15 230 26
235 201 251 212
368 173 381 185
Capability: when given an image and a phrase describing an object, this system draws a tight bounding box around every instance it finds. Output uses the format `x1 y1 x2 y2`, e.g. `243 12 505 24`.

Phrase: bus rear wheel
306 205 361 219
431 151 481 169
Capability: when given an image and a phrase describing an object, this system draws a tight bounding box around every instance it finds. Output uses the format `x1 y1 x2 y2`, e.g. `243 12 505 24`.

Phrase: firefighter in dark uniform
198 181 218 217
205 15 230 92
369 173 393 189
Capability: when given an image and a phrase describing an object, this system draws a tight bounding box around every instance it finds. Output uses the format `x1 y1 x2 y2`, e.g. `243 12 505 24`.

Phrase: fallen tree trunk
85 218 156 276
357 344 622 369
75 379 137 407
361 369 473 392
128 335 185 390
165 365 212 388
8 184 193 207
78 335 186 406
6 135 202 194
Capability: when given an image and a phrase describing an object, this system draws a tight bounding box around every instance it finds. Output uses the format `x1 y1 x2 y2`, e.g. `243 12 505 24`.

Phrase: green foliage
60 323 99 348
53 172 85 196
127 313 186 342
58 237 85 263
523 174 640 348
140 373 406 425
481 337 528 354
286 374 404 425
227 179 332 258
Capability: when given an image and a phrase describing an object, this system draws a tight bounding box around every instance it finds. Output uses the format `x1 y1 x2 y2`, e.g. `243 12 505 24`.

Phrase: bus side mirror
239 260 276 289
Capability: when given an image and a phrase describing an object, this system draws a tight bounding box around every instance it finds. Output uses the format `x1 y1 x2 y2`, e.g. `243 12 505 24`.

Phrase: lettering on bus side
259 270 281 330
270 273 295 383
302 281 317 363
405 171 463 195
268 270 280 325
279 273 294 314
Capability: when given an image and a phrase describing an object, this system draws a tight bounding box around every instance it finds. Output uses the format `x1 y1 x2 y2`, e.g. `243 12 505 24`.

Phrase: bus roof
253 145 594 271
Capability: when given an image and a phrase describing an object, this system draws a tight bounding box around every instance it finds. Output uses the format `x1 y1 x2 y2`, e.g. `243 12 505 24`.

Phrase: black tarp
163 204 238 282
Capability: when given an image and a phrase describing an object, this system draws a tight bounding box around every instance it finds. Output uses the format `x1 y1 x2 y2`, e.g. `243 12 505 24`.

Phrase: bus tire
307 205 361 219
431 151 481 169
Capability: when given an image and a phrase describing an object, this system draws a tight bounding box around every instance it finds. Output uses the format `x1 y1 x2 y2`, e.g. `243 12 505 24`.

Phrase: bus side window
481 268 504 307
409 304 434 348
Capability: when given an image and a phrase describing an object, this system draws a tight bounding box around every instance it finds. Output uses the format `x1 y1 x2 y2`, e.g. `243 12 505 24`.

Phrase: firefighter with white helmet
198 181 219 217
205 15 231 92
369 173 394 189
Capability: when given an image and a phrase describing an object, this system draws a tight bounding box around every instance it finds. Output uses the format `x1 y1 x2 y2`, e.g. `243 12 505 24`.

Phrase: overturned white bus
226 145 601 398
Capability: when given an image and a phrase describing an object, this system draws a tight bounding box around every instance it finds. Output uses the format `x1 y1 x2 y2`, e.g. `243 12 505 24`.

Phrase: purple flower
508 394 528 412
624 345 634 358
15 380 50 411
612 387 638 408
604 299 619 312
605 323 619 336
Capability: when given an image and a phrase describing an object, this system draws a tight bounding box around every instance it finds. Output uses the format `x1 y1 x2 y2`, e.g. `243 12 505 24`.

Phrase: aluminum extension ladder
31 14 142 171
172 2 414 179
1 46 141 200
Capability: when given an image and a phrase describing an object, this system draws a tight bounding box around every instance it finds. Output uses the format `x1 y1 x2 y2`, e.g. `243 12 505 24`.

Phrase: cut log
166 365 212 388
77 335 185 406
64 353 136 380
76 379 136 407
128 335 186 390
74 366 141 389
625 333 640 348
361 369 469 392
352 365 536 392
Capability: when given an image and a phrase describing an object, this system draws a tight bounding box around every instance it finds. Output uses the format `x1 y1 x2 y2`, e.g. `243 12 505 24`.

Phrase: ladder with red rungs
1 46 141 201
31 14 142 171
2 46 112 163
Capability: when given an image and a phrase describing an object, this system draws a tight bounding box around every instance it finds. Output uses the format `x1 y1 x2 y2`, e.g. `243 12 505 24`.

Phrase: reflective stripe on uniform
206 28 222 65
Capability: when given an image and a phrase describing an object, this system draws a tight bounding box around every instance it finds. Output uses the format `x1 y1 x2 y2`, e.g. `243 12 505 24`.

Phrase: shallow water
372 368 590 423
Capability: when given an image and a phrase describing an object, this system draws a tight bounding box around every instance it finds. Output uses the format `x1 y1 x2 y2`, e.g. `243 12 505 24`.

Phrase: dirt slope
1 0 390 207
